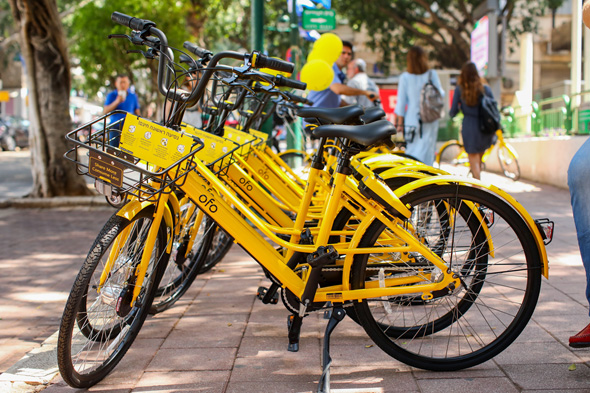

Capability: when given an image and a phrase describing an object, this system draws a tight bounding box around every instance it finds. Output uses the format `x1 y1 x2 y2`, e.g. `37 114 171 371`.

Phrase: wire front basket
65 111 206 201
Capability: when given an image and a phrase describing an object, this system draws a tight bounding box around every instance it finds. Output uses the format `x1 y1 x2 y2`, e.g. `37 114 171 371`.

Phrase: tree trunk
9 0 93 197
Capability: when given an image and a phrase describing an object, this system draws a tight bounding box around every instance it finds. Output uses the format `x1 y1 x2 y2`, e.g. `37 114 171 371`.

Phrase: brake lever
108 33 132 41
127 49 156 60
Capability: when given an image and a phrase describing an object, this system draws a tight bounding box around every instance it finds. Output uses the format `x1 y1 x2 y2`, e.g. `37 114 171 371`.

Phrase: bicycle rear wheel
199 221 234 274
150 205 216 314
58 210 168 388
351 184 542 371
498 145 521 181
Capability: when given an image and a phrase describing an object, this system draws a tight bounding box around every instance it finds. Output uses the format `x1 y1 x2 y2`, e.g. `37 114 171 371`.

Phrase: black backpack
479 91 502 135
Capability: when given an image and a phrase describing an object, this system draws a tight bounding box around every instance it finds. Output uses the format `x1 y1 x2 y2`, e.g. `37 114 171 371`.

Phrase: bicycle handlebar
274 75 306 90
110 12 297 118
111 12 156 31
183 41 213 61
251 53 294 74
284 91 311 105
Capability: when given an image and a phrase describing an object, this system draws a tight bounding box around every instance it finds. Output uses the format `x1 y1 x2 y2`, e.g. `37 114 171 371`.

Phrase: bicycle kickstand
317 305 346 393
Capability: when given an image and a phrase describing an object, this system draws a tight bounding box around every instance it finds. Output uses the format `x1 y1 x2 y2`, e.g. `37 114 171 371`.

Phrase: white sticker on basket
181 123 237 164
119 115 195 168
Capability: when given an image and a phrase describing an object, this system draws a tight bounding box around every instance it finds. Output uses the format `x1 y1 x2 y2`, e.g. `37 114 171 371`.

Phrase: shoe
570 323 590 348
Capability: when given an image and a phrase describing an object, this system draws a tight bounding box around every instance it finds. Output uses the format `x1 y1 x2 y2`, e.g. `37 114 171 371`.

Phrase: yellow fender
394 175 549 278
116 198 175 253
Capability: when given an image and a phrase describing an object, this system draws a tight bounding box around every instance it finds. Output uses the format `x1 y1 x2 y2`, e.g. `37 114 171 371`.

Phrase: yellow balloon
300 59 334 91
306 50 325 63
312 33 342 64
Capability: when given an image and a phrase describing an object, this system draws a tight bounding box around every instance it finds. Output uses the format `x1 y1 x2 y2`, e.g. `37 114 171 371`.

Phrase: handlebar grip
111 12 156 31
252 53 294 74
285 91 310 105
275 75 307 90
183 41 212 59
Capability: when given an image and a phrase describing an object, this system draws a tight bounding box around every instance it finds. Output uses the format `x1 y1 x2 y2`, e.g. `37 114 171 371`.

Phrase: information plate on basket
119 115 196 168
182 123 238 164
88 150 124 187
249 129 269 143
224 127 257 145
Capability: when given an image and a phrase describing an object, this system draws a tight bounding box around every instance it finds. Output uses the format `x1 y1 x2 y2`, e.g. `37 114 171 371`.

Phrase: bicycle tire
351 184 542 371
198 221 234 274
57 210 168 388
498 145 521 181
277 151 311 173
437 142 465 167
150 206 216 314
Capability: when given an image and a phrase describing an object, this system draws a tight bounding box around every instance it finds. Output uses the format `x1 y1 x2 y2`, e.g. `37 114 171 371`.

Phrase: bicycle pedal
287 314 303 352
256 286 279 304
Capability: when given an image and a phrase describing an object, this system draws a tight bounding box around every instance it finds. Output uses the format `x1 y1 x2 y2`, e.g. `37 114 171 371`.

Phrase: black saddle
312 119 396 147
297 105 365 125
360 106 386 124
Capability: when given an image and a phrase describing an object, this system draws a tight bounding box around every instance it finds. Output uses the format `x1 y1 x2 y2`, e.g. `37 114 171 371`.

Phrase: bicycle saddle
360 107 386 124
312 119 396 147
297 105 364 125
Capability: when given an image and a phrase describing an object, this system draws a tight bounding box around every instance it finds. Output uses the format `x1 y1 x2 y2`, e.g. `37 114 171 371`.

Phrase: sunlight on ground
438 163 542 194
11 291 68 303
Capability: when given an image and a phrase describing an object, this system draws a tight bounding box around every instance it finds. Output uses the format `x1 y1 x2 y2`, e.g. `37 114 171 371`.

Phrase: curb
0 196 110 209
0 331 60 393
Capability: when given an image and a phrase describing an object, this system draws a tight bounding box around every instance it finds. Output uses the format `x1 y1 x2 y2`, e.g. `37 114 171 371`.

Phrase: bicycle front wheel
498 145 521 181
351 184 542 371
58 211 168 388
437 142 465 168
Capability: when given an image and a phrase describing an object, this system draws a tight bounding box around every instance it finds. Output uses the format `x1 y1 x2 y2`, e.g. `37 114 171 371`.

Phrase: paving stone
162 315 248 348
147 347 237 372
133 370 229 392
494 341 580 365
330 366 420 392
228 356 319 383
502 363 590 390
225 381 318 393
237 335 320 360
416 376 519 392
412 362 504 379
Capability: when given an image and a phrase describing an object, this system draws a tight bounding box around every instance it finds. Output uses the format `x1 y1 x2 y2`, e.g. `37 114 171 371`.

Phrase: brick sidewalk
2 172 590 392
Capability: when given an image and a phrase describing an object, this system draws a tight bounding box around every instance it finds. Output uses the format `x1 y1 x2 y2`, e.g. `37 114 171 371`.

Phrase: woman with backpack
394 45 444 166
449 61 497 180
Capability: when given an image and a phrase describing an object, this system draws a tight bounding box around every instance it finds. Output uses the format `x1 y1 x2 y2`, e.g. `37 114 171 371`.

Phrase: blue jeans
107 122 122 148
568 137 590 313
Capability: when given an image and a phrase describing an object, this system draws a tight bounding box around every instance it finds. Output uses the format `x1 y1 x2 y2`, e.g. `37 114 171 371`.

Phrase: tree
67 0 194 114
334 0 563 71
8 0 92 197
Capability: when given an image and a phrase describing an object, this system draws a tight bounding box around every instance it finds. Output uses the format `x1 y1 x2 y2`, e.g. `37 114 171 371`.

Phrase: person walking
448 61 496 180
307 40 376 109
394 46 444 166
342 58 380 108
567 0 590 348
103 74 141 147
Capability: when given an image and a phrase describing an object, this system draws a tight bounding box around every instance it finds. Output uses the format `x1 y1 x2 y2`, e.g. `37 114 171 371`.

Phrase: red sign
379 89 397 123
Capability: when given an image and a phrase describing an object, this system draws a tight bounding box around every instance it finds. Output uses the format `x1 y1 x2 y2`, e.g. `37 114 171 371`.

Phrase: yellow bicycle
57 13 553 392
436 129 521 180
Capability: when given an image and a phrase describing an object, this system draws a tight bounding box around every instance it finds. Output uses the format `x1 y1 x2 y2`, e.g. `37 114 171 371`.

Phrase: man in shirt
307 40 376 109
103 74 141 147
342 58 380 108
